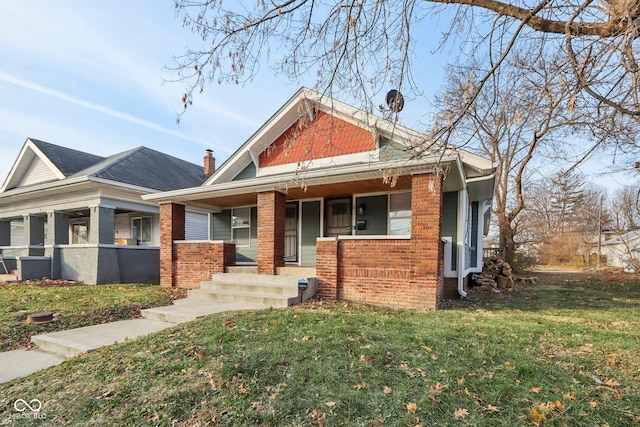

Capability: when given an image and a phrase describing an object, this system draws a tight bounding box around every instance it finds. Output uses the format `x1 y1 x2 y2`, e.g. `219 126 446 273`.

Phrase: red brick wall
316 238 339 299
315 172 445 310
337 239 413 308
259 111 376 167
257 191 286 275
410 172 445 309
160 203 185 287
172 242 235 288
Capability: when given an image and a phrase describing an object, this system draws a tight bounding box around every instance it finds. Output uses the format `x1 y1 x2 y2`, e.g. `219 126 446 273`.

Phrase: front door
284 203 298 262
325 198 352 237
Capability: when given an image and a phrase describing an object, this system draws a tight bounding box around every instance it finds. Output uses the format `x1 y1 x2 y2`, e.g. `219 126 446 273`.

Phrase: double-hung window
132 216 152 244
232 207 251 246
389 192 412 235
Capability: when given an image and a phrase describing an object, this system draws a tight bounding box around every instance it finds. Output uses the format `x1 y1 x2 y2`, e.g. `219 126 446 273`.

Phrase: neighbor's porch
0 205 161 284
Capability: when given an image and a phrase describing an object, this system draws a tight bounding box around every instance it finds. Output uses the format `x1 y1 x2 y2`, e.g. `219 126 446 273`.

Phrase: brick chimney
204 149 216 177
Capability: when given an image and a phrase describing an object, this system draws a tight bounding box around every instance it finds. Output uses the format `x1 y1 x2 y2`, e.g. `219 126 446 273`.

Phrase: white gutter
457 189 468 298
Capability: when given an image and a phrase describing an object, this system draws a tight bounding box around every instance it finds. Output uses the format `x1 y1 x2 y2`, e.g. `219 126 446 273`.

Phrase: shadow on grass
451 271 640 313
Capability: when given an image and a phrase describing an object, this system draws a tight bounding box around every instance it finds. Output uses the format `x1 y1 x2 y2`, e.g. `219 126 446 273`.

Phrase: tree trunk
499 219 516 266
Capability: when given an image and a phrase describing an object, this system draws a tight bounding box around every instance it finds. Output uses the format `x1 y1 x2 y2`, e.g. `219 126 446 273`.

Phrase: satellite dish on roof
385 89 404 113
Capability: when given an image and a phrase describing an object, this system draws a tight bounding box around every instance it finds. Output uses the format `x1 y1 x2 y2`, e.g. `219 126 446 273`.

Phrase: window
71 223 88 244
389 192 411 235
232 207 251 246
132 217 152 244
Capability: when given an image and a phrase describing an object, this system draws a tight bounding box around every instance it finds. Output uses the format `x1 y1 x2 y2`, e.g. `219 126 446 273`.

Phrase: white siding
114 213 132 239
20 156 57 187
186 211 209 240
152 214 160 245
10 220 24 246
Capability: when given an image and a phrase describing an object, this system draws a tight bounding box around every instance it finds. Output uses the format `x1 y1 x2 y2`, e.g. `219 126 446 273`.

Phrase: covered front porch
0 202 161 284
159 170 451 309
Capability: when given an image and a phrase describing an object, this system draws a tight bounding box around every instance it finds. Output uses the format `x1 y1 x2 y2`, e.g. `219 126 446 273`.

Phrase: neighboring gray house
0 138 209 283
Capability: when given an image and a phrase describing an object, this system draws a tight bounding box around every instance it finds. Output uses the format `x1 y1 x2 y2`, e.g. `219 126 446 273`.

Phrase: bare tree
434 49 635 264
169 0 640 146
609 186 640 230
522 172 608 266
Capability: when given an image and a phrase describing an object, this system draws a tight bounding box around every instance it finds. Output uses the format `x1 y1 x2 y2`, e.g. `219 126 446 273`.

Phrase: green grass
0 283 185 351
1 272 639 426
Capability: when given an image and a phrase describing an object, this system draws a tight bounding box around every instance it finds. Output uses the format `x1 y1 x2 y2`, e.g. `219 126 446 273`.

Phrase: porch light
358 203 366 215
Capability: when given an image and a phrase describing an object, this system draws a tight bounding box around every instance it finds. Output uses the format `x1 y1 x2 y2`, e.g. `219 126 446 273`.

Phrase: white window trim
388 191 412 237
131 216 153 244
231 206 252 247
69 220 89 245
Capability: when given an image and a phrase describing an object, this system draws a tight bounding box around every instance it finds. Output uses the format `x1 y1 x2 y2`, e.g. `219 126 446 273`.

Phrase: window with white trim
132 216 152 244
232 207 251 246
71 222 88 244
389 192 412 235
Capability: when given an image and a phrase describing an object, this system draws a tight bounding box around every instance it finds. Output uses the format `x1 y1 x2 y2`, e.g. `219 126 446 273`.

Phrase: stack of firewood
473 256 514 291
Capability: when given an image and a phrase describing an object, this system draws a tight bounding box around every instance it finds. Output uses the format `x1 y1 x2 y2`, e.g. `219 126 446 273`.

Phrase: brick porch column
257 190 286 275
160 203 185 287
316 237 339 299
410 172 445 310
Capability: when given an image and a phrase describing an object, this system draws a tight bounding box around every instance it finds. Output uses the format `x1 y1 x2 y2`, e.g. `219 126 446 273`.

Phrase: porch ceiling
191 176 413 208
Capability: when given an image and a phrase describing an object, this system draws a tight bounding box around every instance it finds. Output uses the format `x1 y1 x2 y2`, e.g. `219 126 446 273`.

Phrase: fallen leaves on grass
428 382 447 402
526 401 567 426
405 402 417 414
483 404 500 413
453 408 469 420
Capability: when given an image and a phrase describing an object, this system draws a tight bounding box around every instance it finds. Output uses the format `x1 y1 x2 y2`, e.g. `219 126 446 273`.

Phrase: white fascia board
256 151 379 178
0 175 90 199
144 154 461 203
458 149 498 176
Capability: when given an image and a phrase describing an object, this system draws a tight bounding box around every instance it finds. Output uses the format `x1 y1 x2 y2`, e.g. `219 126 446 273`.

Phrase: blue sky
0 1 630 192
0 1 309 177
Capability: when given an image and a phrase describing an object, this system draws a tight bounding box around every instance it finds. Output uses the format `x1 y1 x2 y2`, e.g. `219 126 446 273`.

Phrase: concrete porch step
187 288 296 308
225 266 258 274
140 300 266 323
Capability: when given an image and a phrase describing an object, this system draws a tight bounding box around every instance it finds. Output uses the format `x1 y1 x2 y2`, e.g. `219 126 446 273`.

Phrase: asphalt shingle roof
82 146 205 191
30 139 205 191
30 138 105 176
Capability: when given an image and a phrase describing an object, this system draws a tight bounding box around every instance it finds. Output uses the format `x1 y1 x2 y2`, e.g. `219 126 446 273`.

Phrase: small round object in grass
25 311 54 324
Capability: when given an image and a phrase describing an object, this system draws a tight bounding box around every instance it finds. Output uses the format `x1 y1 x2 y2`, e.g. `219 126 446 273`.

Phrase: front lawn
0 282 185 352
1 272 639 426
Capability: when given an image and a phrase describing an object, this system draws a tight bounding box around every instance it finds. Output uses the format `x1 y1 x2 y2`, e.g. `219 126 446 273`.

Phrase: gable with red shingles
259 111 376 168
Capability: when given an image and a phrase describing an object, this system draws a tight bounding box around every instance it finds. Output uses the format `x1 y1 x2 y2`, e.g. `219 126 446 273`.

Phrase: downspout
457 190 468 298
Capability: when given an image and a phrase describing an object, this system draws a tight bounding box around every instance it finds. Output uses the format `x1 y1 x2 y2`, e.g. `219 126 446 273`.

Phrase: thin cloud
0 70 223 149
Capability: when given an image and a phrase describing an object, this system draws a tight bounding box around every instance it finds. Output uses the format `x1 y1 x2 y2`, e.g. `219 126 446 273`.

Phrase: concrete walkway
0 299 263 384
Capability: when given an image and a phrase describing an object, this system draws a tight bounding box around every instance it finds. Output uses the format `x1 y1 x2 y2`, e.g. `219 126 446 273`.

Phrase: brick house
0 138 207 284
145 88 496 310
